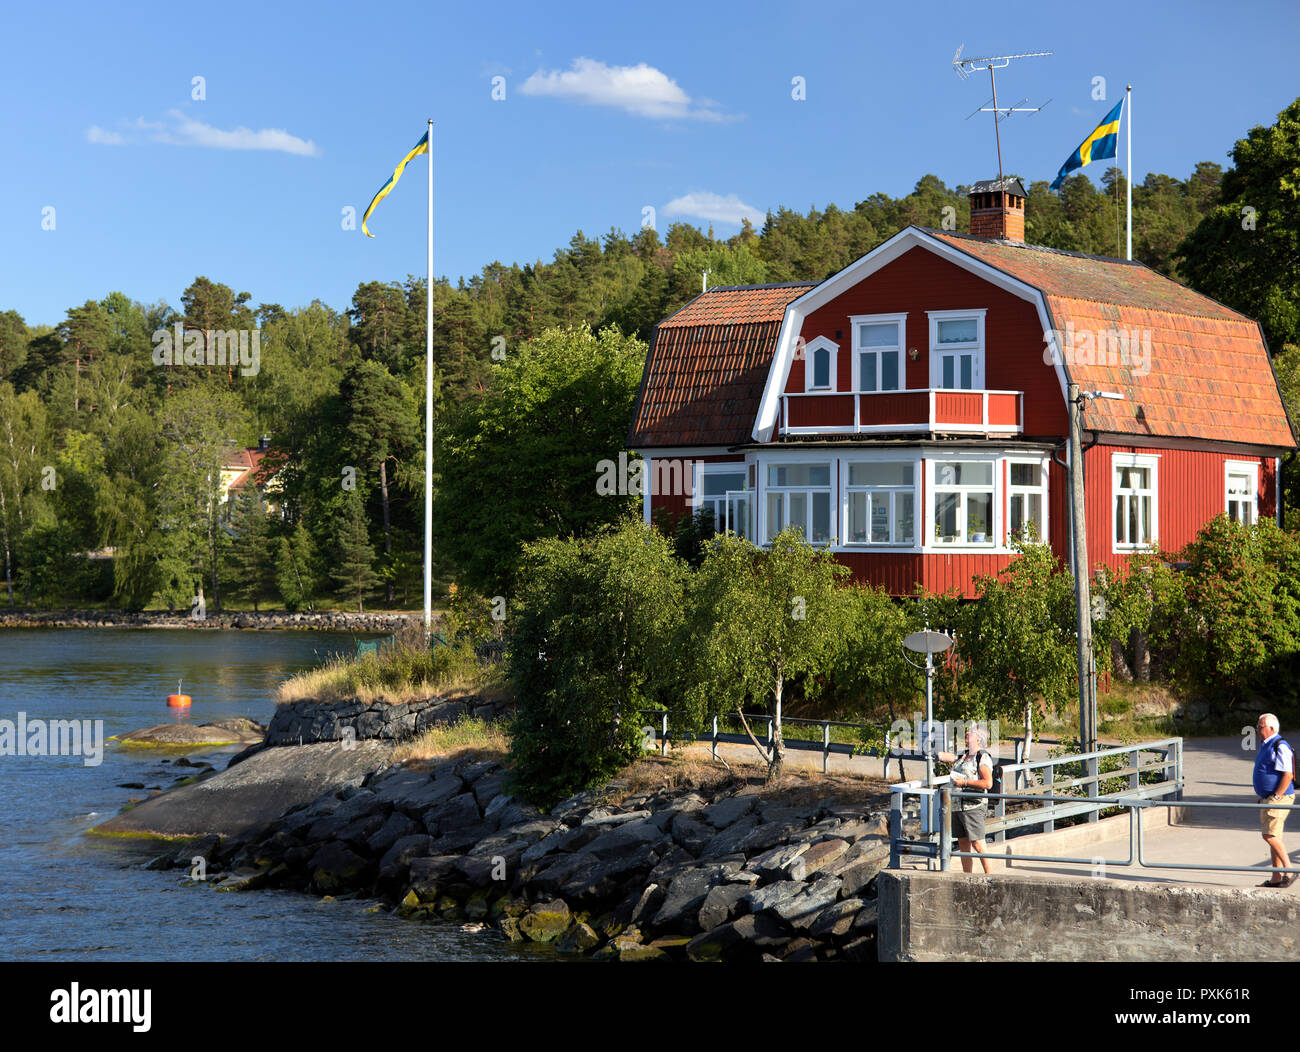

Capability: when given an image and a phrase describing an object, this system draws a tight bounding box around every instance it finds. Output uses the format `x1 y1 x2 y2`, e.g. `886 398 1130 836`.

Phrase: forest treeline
0 96 1297 612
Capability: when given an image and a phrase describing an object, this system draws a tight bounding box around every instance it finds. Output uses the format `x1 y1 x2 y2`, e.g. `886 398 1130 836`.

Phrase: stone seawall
265 696 511 747
146 748 893 962
878 869 1300 961
0 610 417 631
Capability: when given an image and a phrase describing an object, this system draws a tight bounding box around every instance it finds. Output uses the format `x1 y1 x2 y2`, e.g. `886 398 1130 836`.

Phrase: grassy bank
277 636 508 706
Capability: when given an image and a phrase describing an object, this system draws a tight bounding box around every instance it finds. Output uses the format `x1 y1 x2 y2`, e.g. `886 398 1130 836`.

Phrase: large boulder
518 899 572 943
585 819 671 860
373 770 463 813
309 842 371 894
700 795 756 828
697 884 751 932
91 740 393 840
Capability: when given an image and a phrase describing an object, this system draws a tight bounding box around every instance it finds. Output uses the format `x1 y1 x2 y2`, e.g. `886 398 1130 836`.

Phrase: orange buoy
167 678 191 708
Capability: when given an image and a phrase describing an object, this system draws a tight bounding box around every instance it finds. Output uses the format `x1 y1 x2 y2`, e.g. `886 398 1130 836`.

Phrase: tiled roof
928 231 1296 449
630 284 815 447
223 447 274 488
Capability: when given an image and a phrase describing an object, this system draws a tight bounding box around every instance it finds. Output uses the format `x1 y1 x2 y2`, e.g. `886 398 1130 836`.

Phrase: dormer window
928 309 986 390
802 336 838 392
850 313 906 393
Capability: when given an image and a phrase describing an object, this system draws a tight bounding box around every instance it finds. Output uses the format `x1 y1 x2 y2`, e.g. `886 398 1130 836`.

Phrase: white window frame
928 309 986 391
763 462 834 545
1225 460 1260 526
692 463 748 535
843 459 918 547
927 457 998 549
802 336 839 393
1112 452 1159 553
1007 458 1049 544
850 312 907 394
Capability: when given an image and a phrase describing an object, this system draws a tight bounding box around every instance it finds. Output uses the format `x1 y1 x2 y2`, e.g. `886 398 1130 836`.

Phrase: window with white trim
1113 454 1158 550
929 310 985 391
932 460 995 547
846 462 915 545
1008 460 1047 543
851 314 905 393
695 466 747 537
802 336 838 392
766 463 832 544
1226 461 1259 525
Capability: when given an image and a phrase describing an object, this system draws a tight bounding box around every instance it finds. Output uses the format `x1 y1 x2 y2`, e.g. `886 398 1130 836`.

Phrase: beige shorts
1261 796 1293 838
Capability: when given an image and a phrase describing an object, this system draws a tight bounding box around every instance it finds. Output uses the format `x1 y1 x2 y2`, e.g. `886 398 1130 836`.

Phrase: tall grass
277 632 504 705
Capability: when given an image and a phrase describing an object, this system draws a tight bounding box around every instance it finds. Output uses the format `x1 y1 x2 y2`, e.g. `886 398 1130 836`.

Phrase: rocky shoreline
0 610 416 631
262 696 511 749
144 743 892 962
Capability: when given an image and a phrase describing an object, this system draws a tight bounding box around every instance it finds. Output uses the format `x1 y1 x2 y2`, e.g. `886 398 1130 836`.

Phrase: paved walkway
673 731 1298 889
983 736 1298 889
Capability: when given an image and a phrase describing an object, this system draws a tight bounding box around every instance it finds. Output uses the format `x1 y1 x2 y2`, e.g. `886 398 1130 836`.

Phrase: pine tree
275 522 317 612
331 494 379 612
226 489 276 611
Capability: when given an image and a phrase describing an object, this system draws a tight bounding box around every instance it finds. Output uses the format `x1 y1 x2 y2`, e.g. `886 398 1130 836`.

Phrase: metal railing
888 738 1183 867
937 793 1300 880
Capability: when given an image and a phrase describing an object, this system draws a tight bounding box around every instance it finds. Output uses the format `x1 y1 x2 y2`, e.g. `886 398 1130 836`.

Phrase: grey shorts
953 805 986 842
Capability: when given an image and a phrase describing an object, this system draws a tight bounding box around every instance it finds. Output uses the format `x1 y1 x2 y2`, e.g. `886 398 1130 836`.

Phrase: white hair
1261 713 1280 734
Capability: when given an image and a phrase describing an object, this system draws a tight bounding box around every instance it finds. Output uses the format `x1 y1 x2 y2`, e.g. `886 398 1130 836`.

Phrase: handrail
888 738 1182 867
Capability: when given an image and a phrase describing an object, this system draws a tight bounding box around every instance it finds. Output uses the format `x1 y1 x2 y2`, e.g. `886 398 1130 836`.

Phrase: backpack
957 750 995 808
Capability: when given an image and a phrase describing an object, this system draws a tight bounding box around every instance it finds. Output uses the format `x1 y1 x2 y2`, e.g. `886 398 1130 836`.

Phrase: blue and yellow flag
361 130 429 237
1051 101 1123 190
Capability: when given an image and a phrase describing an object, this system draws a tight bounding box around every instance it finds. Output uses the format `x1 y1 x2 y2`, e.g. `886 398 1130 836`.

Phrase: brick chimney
968 178 1026 242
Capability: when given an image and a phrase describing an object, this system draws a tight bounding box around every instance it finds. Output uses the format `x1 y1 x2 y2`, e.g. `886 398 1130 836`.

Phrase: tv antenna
952 45 1053 185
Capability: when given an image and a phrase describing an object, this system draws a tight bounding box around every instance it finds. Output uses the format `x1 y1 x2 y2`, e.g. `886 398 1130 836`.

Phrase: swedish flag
1051 101 1123 190
361 130 429 237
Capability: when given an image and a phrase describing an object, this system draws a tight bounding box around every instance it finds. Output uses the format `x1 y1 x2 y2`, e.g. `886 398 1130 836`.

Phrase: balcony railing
780 388 1023 437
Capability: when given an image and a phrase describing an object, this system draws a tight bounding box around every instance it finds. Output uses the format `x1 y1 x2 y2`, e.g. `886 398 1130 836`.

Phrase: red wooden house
629 180 1297 597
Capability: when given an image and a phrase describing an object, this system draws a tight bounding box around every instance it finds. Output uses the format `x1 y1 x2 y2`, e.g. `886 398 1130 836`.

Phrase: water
0 628 550 961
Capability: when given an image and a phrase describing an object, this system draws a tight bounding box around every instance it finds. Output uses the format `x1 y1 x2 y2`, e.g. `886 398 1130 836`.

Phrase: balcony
779 389 1023 438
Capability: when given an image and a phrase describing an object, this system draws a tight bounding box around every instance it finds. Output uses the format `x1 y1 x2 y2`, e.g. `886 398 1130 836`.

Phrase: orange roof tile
630 284 815 447
929 232 1296 450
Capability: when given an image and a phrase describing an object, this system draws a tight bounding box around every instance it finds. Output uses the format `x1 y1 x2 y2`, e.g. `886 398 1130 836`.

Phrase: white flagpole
1126 85 1132 260
424 118 434 638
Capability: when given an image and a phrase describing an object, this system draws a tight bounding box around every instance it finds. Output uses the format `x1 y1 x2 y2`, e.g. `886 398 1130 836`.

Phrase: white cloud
663 190 764 227
86 125 126 146
87 109 320 156
520 57 727 121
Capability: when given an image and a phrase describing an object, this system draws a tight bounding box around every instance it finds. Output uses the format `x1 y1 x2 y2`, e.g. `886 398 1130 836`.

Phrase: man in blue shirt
1253 713 1295 887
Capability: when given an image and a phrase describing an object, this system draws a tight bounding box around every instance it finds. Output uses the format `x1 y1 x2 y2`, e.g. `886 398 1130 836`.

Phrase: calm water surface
0 628 550 962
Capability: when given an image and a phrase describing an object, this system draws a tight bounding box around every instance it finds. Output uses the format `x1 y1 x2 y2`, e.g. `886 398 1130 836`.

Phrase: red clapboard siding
861 391 929 426
789 246 1067 439
836 551 1021 598
934 391 984 426
988 393 1021 427
787 394 855 427
1083 444 1276 576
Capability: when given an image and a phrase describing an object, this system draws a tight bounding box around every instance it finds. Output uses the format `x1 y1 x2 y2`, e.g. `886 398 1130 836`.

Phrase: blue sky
2 0 1296 327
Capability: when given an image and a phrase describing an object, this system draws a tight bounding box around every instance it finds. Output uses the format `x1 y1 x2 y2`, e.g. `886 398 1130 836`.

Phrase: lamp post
1068 385 1124 754
903 628 955 787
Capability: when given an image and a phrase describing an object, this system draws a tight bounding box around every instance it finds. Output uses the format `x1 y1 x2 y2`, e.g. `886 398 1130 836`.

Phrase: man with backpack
1254 713 1296 888
939 723 994 874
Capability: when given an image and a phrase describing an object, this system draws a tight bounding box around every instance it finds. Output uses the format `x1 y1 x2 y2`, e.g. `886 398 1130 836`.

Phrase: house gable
780 244 1068 439
754 227 1070 442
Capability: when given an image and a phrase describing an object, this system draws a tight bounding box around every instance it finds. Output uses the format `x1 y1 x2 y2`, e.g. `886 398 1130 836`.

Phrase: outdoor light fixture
902 629 954 789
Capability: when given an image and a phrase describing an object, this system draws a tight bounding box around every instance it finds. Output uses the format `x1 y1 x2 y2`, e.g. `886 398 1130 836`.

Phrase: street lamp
903 628 954 787
1068 386 1125 754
